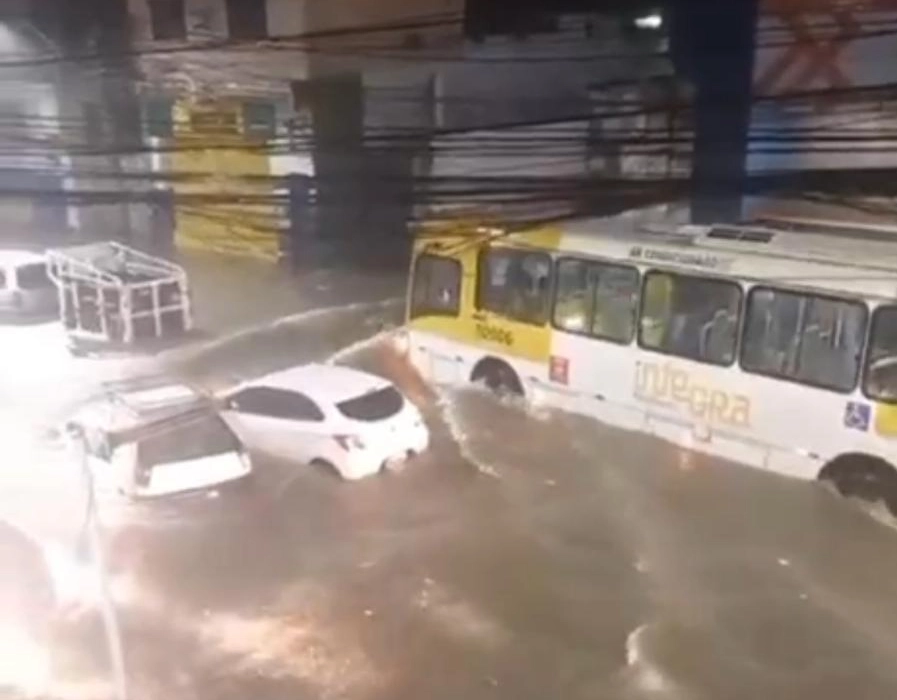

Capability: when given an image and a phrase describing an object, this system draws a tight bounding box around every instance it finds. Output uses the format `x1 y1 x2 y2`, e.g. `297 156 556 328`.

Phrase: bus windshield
865 306 897 401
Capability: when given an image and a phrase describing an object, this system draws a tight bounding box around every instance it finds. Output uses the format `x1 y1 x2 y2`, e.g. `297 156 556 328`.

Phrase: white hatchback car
220 364 430 480
0 250 56 317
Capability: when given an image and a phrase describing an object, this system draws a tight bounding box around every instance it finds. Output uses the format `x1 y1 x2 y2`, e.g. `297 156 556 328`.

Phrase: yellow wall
169 100 281 260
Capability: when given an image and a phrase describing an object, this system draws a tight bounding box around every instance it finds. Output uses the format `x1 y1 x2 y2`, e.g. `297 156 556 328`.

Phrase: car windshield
336 385 403 421
136 413 239 468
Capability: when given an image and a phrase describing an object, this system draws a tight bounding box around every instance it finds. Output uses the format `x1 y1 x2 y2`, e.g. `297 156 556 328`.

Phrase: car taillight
335 435 365 451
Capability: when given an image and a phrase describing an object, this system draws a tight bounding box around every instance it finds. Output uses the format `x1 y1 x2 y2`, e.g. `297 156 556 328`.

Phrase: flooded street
4 259 897 700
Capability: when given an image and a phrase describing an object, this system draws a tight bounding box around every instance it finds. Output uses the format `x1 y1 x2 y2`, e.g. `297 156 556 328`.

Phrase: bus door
407 251 467 385
472 245 554 368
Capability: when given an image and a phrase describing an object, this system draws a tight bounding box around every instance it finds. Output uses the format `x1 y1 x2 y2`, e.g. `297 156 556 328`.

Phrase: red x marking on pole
755 10 859 96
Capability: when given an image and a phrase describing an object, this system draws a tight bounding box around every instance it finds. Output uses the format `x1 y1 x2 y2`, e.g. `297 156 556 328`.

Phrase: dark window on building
148 0 186 41
144 97 174 138
189 110 239 136
464 0 558 40
741 287 866 393
639 271 742 366
228 387 325 422
226 0 268 40
410 254 462 319
553 258 639 343
477 247 552 326
243 101 277 140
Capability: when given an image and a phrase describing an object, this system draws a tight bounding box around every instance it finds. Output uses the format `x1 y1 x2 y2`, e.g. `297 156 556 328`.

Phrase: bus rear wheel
470 358 523 397
820 455 897 516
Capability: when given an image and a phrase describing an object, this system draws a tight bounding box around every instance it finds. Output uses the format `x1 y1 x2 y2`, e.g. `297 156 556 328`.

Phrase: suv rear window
137 414 239 468
16 263 52 290
336 386 403 421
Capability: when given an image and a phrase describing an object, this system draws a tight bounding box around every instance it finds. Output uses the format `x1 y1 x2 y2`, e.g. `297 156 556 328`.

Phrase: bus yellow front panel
409 223 561 365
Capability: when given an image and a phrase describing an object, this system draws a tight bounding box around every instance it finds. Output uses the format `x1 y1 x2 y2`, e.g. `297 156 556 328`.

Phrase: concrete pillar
670 0 759 223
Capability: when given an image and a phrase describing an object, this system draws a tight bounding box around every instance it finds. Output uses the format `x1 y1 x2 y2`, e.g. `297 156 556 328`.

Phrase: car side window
229 386 325 422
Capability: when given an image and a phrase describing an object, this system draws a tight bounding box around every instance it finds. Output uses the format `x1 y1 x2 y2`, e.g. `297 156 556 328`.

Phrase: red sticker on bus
549 356 569 385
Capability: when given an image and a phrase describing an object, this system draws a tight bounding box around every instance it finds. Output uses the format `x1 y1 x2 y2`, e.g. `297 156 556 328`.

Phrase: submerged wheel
470 358 523 397
820 455 897 515
311 458 341 479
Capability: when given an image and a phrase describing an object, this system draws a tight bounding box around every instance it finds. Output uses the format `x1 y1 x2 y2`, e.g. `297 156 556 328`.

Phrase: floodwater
3 258 897 699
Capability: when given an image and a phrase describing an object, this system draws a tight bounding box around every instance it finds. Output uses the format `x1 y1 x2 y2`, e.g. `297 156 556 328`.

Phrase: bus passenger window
639 272 741 365
410 254 462 319
553 259 591 333
553 258 638 343
741 288 866 392
478 248 552 326
865 306 897 401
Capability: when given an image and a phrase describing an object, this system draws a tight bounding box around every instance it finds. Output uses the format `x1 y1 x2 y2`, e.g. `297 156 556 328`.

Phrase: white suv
68 381 252 499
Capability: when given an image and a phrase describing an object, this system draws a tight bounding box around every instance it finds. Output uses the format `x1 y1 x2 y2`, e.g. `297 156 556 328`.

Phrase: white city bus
404 215 897 511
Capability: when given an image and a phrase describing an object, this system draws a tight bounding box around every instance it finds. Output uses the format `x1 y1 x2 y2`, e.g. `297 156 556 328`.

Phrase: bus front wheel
819 454 897 515
470 358 523 397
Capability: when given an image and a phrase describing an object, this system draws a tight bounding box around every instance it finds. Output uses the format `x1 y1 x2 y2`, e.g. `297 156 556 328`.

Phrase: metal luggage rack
46 241 194 349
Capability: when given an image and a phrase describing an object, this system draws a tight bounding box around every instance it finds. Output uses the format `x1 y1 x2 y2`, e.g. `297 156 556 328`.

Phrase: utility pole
68 424 129 700
669 0 760 223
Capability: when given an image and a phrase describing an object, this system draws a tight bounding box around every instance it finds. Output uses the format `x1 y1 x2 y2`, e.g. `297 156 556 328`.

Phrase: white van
0 250 56 317
68 381 252 500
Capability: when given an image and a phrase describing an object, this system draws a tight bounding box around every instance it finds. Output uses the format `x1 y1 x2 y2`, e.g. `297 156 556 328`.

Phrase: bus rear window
337 386 403 421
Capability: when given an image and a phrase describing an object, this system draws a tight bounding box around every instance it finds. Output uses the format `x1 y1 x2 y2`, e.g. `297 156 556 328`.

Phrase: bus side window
639 272 741 365
410 254 462 319
741 287 867 392
553 259 592 333
553 258 638 343
478 247 552 326
865 306 897 401
592 264 639 343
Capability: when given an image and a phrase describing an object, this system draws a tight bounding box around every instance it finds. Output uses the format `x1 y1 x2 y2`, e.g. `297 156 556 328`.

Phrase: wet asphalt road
5 256 897 700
